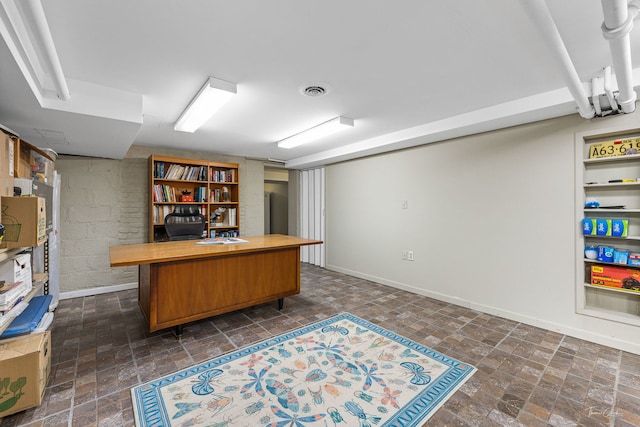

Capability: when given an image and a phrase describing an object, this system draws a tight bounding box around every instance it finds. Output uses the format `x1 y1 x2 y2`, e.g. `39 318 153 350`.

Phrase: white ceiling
0 0 639 169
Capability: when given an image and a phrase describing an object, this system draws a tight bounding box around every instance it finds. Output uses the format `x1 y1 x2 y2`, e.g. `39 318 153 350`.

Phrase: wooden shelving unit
148 155 240 242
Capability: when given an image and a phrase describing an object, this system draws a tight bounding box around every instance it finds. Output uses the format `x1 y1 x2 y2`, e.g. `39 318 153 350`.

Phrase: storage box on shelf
14 178 54 234
0 196 47 249
149 155 240 242
577 129 640 326
0 131 14 199
0 252 32 310
0 331 51 417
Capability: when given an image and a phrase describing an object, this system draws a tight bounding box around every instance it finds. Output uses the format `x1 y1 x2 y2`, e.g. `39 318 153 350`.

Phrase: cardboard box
0 253 31 284
0 253 32 289
0 132 14 198
591 264 640 291
0 331 51 417
0 197 46 248
14 179 53 234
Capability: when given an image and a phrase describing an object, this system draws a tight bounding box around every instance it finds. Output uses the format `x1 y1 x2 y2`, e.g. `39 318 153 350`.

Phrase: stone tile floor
2 264 640 426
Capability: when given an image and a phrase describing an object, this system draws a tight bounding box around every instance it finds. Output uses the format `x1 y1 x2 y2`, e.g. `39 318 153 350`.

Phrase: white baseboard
326 264 640 355
60 282 138 300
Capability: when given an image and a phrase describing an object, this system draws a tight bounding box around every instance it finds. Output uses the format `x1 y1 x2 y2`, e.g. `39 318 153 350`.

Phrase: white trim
60 282 137 300
326 264 640 355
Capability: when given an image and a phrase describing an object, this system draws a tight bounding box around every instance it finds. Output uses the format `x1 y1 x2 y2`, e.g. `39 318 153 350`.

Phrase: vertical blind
300 168 325 267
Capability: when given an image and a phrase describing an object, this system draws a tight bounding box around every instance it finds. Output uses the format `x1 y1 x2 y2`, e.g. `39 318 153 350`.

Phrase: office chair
164 205 206 241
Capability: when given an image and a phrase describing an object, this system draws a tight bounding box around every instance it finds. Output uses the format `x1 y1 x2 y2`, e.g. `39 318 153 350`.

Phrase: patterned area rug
131 313 476 427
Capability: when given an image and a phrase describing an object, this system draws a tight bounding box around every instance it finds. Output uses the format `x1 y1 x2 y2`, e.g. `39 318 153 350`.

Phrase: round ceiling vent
303 86 326 96
299 83 331 97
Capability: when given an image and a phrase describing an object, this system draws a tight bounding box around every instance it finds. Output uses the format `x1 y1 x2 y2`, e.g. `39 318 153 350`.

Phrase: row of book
211 169 237 183
226 207 237 226
154 162 208 181
153 205 208 224
153 185 208 203
208 207 237 227
153 205 172 224
210 188 233 203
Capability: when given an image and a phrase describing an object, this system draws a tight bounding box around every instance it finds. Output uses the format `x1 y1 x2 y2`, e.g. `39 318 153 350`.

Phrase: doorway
264 168 289 235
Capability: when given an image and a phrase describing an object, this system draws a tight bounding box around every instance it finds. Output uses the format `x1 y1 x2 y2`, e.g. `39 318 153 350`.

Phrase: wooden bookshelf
149 155 240 242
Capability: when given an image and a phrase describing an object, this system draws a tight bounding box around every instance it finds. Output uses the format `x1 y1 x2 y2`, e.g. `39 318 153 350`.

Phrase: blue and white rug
131 313 476 427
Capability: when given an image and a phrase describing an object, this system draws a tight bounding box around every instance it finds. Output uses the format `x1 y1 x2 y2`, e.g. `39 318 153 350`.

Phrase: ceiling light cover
174 77 237 133
277 116 354 149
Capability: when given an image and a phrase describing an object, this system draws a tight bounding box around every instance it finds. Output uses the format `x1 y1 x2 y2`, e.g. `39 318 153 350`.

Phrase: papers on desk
196 238 249 245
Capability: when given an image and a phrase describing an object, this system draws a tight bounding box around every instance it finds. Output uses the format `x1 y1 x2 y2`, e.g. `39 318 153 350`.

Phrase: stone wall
56 146 264 294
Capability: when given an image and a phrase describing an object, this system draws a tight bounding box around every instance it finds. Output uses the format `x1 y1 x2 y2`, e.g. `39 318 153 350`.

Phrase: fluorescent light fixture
174 77 237 133
277 116 354 149
0 0 70 102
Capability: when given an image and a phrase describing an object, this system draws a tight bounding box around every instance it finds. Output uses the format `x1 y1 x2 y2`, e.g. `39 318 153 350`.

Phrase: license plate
589 137 640 158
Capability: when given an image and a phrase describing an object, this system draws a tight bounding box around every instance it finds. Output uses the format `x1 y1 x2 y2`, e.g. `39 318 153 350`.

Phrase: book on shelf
158 164 208 181
154 161 165 178
153 205 174 224
211 188 221 203
210 168 237 183
226 207 237 226
194 186 207 202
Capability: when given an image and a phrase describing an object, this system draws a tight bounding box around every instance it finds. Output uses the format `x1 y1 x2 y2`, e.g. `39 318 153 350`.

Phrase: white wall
326 111 640 354
56 145 264 295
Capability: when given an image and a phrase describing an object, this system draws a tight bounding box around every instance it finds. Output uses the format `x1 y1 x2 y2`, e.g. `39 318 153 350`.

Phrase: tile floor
2 264 640 426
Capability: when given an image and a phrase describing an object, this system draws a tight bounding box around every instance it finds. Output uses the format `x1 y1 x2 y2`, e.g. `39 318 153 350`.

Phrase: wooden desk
109 235 322 334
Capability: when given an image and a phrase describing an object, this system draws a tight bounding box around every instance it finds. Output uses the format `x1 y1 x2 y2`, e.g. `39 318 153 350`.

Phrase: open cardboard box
0 331 51 418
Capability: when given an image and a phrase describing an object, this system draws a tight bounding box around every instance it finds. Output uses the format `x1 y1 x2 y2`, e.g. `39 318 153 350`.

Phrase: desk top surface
109 234 323 267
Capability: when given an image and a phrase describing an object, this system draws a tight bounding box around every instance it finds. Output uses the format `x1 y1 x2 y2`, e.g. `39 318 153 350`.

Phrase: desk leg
277 298 284 310
174 325 184 339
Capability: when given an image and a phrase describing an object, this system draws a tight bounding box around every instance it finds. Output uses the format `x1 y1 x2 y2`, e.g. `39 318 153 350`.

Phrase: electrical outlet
408 251 414 261
401 250 408 260
401 200 408 209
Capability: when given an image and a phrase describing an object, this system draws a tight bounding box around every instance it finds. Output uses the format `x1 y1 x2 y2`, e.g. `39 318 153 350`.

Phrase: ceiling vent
303 86 326 96
299 83 331 97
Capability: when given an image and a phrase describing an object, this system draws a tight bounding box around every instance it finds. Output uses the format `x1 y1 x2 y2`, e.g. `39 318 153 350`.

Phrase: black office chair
164 205 206 241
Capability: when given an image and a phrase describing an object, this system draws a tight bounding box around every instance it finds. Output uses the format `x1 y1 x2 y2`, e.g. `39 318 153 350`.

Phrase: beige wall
325 110 640 354
57 145 264 293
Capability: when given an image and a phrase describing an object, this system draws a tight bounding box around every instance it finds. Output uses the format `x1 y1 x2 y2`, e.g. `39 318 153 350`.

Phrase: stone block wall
56 145 264 294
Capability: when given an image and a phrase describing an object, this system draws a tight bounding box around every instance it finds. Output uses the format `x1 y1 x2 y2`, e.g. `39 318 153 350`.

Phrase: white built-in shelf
583 259 640 267
579 305 640 327
584 235 640 241
584 182 640 188
584 208 640 213
584 283 640 296
583 153 640 164
578 130 640 329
